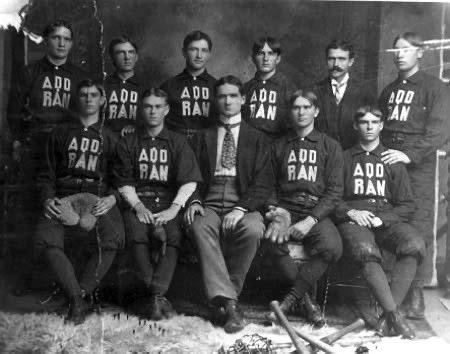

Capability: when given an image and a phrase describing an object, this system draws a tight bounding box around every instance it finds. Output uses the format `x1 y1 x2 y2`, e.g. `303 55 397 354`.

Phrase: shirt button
84 128 88 132
366 152 370 156
55 66 59 70
151 137 155 141
193 76 197 81
122 81 126 84
263 81 266 84
403 80 407 84
301 138 305 141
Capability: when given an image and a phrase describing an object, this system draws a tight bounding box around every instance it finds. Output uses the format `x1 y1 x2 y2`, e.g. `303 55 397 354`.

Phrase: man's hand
347 209 376 227
44 197 62 219
222 209 245 235
288 216 316 241
12 140 22 162
371 216 383 228
121 125 135 137
134 202 154 224
154 203 181 226
264 205 291 244
92 195 116 216
185 203 205 225
381 149 411 165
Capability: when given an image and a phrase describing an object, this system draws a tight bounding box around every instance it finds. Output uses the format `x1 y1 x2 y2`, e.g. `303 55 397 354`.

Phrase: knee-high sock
151 246 178 296
291 258 328 299
79 249 117 293
133 243 154 287
44 248 81 298
390 256 417 306
361 261 396 312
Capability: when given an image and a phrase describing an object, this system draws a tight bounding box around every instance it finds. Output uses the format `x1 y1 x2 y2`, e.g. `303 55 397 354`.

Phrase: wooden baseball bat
291 327 338 354
270 301 311 354
320 318 366 344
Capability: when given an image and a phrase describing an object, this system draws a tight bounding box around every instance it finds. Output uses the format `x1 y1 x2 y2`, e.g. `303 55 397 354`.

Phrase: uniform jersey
335 143 415 227
38 120 118 203
114 127 202 197
379 70 449 164
243 71 294 139
160 69 216 133
103 73 143 134
270 129 343 221
7 56 87 141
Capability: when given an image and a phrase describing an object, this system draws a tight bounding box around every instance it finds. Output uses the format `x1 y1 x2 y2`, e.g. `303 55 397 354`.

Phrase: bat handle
321 318 366 344
270 301 310 354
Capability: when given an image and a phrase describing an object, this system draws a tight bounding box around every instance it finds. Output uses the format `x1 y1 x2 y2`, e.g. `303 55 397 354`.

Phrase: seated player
34 79 124 325
335 105 425 338
265 89 343 327
114 88 202 320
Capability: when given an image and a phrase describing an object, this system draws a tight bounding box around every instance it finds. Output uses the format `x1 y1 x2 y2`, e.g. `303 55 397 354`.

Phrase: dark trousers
190 177 265 300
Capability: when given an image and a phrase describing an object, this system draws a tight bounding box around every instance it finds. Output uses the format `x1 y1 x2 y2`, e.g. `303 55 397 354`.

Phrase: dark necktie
219 122 240 169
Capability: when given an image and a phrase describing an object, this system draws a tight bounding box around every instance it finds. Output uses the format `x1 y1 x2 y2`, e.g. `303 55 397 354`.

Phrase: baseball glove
264 206 291 244
56 193 99 231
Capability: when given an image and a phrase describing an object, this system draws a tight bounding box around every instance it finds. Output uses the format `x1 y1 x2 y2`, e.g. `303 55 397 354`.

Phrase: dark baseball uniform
243 71 295 139
379 70 450 284
114 127 202 294
7 56 88 217
335 143 425 263
160 69 216 138
104 73 143 136
34 120 124 298
269 128 343 260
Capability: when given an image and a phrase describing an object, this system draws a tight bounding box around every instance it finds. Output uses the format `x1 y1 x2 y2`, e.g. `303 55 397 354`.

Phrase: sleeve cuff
118 185 142 209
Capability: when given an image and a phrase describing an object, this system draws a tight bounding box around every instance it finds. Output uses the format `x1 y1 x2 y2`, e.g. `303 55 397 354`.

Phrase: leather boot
386 309 416 339
405 287 425 320
142 294 175 320
223 299 245 333
302 292 325 328
65 295 92 325
266 291 300 323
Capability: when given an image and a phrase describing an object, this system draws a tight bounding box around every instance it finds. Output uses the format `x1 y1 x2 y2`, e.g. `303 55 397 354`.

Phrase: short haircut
325 39 354 59
214 75 244 96
289 89 319 108
76 79 105 96
141 88 169 104
252 37 282 56
354 104 385 123
108 35 139 58
183 30 212 50
42 19 73 39
393 32 424 48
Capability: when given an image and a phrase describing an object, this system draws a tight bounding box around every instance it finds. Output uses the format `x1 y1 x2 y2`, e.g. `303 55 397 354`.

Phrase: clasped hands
134 202 181 226
347 209 383 228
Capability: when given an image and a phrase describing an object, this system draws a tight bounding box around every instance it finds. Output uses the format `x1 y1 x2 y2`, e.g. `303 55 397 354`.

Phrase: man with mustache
161 30 216 142
104 36 143 138
313 39 374 150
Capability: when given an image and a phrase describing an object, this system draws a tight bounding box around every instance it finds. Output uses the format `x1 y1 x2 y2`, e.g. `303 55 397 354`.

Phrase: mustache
331 66 344 72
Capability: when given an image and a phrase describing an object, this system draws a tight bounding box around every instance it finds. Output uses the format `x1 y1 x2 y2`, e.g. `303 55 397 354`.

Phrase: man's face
252 43 281 74
141 95 169 128
112 42 138 73
393 38 422 73
78 86 104 116
327 48 354 81
215 83 245 118
354 112 383 143
183 39 211 71
290 96 318 130
45 26 73 60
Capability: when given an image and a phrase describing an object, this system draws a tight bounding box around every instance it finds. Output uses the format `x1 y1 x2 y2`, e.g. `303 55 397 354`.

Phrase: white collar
219 113 242 125
331 73 350 87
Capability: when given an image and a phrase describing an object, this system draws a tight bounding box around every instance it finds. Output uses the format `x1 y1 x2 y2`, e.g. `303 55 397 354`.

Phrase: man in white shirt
185 76 272 333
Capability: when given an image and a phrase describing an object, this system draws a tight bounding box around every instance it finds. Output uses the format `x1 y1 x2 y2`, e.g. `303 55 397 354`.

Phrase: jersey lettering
387 89 415 122
352 162 386 196
180 85 211 118
41 75 71 108
107 88 139 120
138 147 169 181
287 148 318 182
67 136 101 172
248 88 278 120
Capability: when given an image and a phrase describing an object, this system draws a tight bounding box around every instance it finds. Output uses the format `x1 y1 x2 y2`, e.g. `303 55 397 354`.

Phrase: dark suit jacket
313 77 375 150
190 120 272 212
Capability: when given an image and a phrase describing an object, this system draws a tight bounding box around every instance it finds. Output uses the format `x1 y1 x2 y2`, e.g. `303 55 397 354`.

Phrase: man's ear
417 47 424 60
276 54 281 65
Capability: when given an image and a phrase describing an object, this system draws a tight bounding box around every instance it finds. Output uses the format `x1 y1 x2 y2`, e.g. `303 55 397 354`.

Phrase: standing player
34 79 124 325
7 19 87 295
313 39 374 150
336 105 424 338
160 30 216 141
114 88 202 320
243 37 295 140
265 89 343 327
185 76 272 333
379 32 450 319
104 36 142 138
